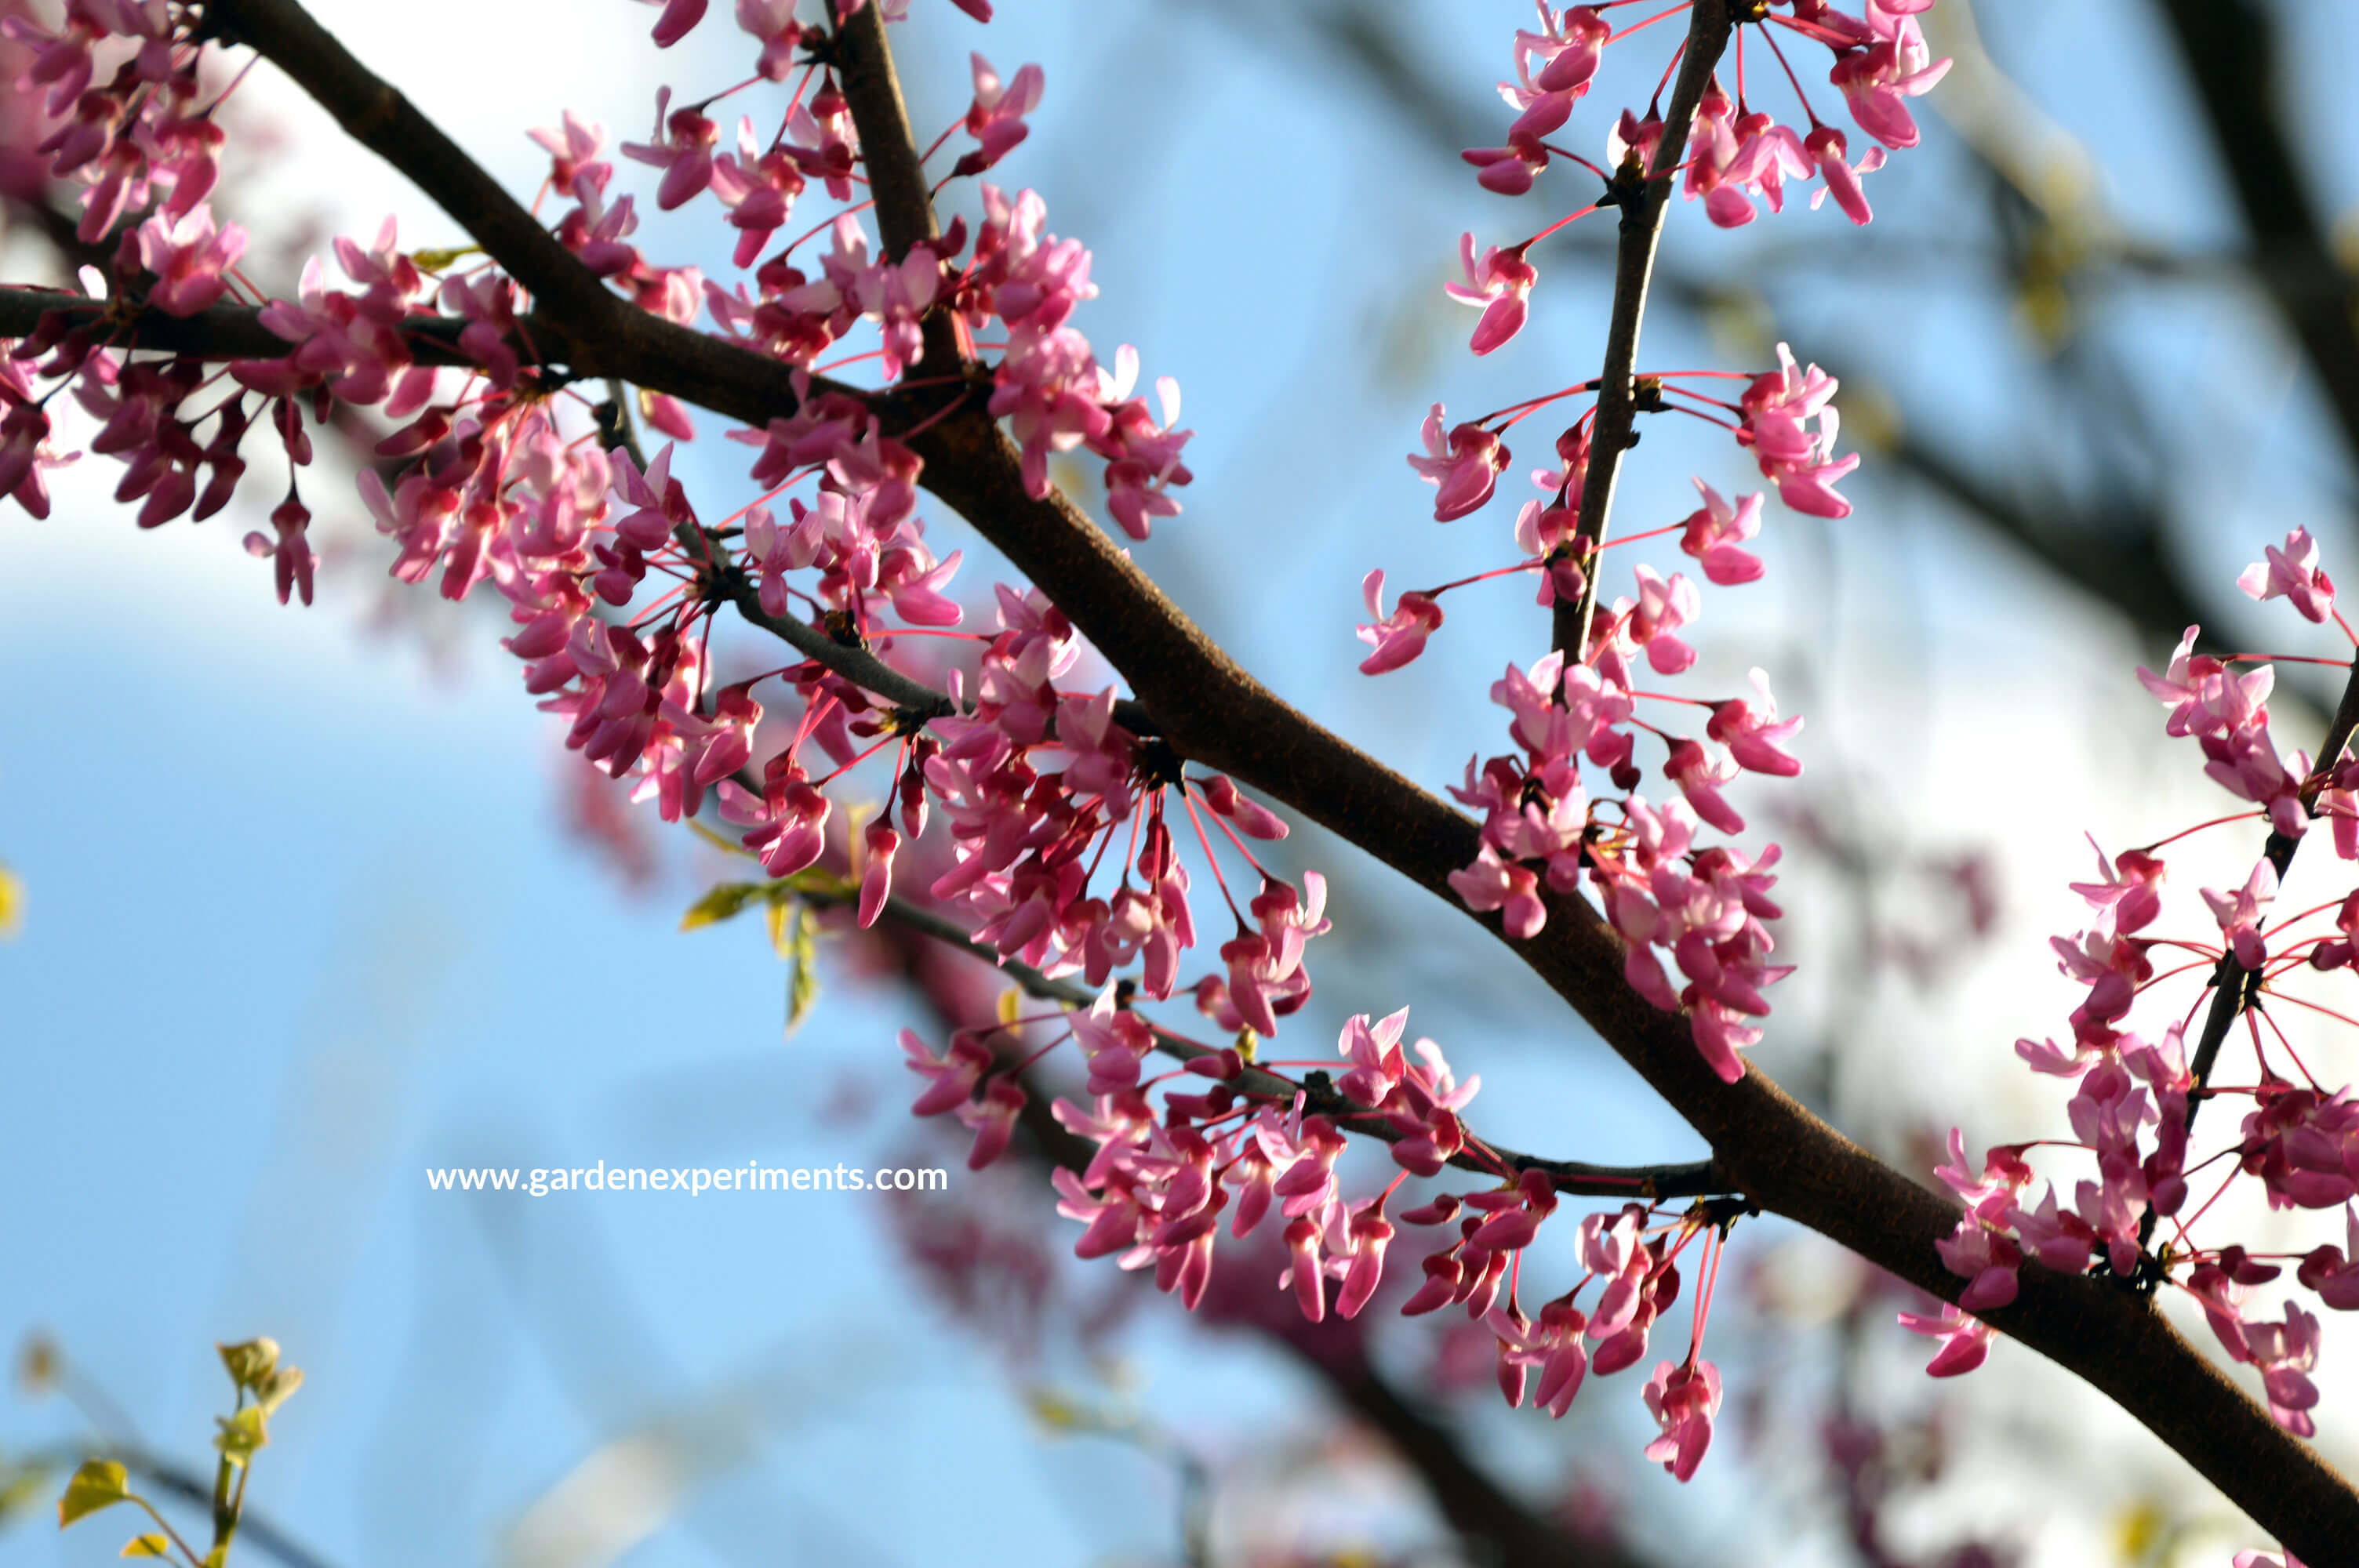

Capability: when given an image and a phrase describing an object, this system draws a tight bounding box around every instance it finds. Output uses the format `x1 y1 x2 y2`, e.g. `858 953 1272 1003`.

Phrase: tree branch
1558 0 1731 660
825 880 1727 1203
2181 648 2359 1131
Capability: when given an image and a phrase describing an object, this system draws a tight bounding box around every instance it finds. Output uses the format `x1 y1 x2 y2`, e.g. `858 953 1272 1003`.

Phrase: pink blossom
2201 858 2278 971
1805 124 1885 225
637 0 707 46
1620 564 1700 675
736 0 803 80
1450 843 1547 938
136 205 247 316
621 89 719 210
957 54 1042 176
1829 6 1952 151
1640 1358 1721 1481
1444 234 1537 354
1408 404 1509 521
1898 1303 1992 1377
1737 343 1859 517
2068 835 2166 935
2238 527 2336 623
901 1028 990 1117
1677 480 1765 585
1356 569 1445 674
1707 668 1804 775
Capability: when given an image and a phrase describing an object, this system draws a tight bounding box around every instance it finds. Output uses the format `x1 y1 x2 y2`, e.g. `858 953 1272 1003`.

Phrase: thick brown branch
1557 0 1731 660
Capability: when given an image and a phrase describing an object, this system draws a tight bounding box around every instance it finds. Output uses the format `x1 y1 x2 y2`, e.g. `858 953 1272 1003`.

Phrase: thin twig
1558 0 1733 662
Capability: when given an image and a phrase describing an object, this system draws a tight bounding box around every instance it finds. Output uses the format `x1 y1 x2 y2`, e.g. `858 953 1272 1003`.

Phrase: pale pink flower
2201 858 2278 971
136 205 246 315
2238 527 2335 623
1707 669 1804 776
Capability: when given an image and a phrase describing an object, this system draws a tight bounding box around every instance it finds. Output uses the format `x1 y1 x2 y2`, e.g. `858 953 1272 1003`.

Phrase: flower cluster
909 992 1737 1479
1379 355 1823 1082
1927 530 2359 1453
1467 0 1948 224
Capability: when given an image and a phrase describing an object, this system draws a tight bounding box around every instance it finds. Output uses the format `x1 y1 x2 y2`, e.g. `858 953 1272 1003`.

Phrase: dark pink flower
1444 234 1536 354
1356 569 1445 674
1408 404 1508 521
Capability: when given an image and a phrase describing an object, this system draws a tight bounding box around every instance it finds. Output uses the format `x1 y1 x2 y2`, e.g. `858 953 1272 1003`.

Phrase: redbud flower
1356 569 1444 674
1677 480 1766 585
1640 1358 1722 1482
1738 344 1858 518
1408 405 1508 521
622 89 719 211
1830 6 1953 151
1805 124 1885 226
736 0 803 80
1449 844 1547 938
2238 527 2335 623
955 1078 1027 1171
638 0 707 47
2201 858 2278 971
1707 669 1804 776
858 821 900 928
1444 234 1536 355
1898 1303 1991 1377
136 205 246 316
901 1029 991 1117
957 54 1042 176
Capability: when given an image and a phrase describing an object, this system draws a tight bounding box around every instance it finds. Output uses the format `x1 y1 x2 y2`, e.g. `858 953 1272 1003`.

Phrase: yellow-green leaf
120 1532 171 1557
254 1364 304 1416
57 1460 128 1527
765 895 795 960
213 1407 267 1467
0 860 21 938
786 909 820 1036
217 1338 279 1392
0 1467 48 1524
686 818 755 859
679 882 762 932
410 245 482 271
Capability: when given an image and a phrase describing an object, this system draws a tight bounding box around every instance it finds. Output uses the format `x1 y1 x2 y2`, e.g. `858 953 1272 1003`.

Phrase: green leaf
685 818 755 860
120 1533 171 1558
213 1407 267 1468
409 244 482 271
786 906 820 1038
679 882 763 932
765 893 794 960
254 1364 304 1417
0 1466 48 1525
57 1460 128 1528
